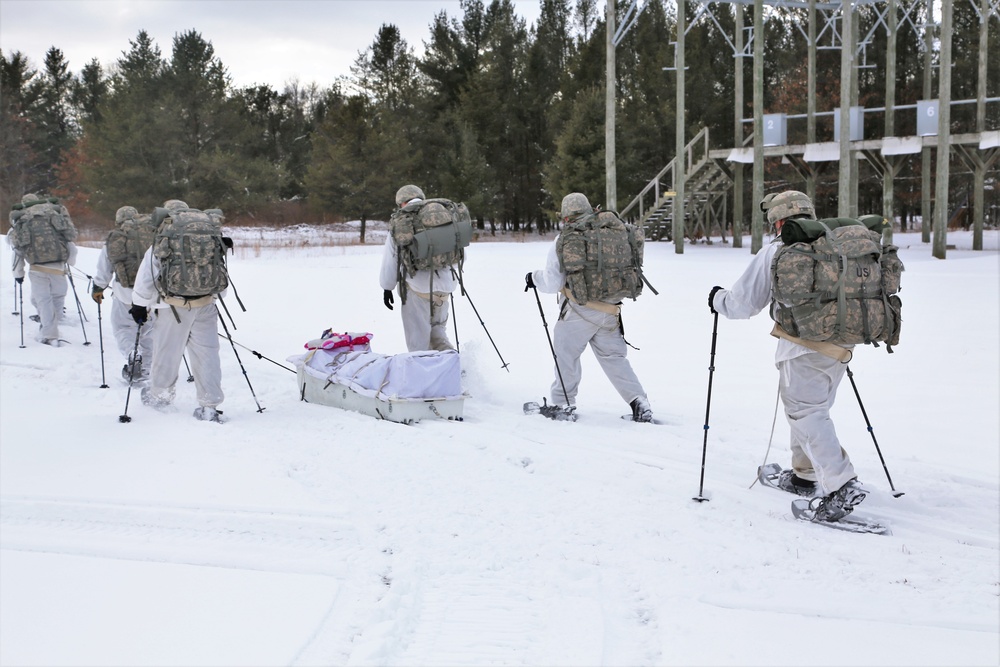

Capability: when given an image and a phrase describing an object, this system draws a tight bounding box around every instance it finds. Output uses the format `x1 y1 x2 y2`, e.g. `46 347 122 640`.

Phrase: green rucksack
106 212 157 288
557 210 649 305
8 198 77 265
152 206 229 298
770 216 904 350
390 198 473 276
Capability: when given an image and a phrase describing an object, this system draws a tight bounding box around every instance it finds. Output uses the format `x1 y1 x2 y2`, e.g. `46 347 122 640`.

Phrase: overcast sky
0 0 544 91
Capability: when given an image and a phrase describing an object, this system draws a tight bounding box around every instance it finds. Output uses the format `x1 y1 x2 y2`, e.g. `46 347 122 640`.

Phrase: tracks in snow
0 496 360 576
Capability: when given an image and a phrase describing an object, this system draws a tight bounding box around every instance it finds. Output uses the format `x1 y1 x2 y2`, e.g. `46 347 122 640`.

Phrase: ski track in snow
0 496 360 576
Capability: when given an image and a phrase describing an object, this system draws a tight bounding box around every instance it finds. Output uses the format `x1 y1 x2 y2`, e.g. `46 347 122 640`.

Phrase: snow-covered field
1 228 997 667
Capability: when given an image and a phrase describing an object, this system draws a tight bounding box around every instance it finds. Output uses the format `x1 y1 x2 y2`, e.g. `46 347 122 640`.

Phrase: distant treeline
1 0 996 232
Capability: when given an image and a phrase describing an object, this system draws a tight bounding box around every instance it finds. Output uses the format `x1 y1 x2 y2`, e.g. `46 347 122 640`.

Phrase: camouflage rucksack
152 206 229 298
390 198 473 276
557 210 648 304
770 217 904 350
105 210 157 288
8 197 77 265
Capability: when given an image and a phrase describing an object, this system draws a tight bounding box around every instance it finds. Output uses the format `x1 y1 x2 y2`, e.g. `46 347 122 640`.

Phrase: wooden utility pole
807 0 817 204
838 0 854 217
752 0 764 253
973 0 989 250
921 8 933 243
933 0 952 260
606 0 617 211
733 2 744 248
674 0 686 254
849 3 860 216
883 0 897 244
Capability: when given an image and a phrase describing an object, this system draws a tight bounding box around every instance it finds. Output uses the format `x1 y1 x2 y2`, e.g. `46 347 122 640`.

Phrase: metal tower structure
618 0 999 258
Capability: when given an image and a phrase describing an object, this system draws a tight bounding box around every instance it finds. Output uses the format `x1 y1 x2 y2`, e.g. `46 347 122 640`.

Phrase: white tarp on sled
288 347 465 424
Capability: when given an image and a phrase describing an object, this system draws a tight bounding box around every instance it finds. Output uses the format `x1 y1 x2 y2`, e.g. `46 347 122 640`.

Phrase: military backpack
770 216 904 350
106 212 157 288
390 198 473 276
557 210 649 305
8 198 77 265
151 206 229 298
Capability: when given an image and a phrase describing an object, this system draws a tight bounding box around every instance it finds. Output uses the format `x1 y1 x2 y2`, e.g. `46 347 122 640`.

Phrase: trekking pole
182 354 195 382
217 334 295 373
845 365 904 498
12 281 19 315
17 283 25 348
96 301 109 388
450 292 460 352
694 312 719 503
461 282 510 372
529 284 571 404
119 325 143 423
217 311 265 413
65 267 91 345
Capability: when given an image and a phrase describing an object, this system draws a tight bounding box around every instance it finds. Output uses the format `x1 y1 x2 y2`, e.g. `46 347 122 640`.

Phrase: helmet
395 184 424 207
560 192 593 220
115 206 138 223
760 190 815 225
163 199 188 211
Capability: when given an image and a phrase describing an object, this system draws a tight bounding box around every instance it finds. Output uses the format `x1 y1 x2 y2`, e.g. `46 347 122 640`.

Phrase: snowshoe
193 407 225 423
524 398 577 422
808 478 868 522
757 463 816 497
122 356 144 383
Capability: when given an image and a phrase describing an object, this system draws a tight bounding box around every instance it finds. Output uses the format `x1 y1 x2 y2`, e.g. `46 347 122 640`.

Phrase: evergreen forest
1 0 997 234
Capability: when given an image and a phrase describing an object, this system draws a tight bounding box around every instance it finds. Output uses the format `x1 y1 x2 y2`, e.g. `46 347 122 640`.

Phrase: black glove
383 289 394 310
708 286 723 314
91 286 105 304
15 276 23 285
222 236 234 250
524 271 535 292
129 304 148 325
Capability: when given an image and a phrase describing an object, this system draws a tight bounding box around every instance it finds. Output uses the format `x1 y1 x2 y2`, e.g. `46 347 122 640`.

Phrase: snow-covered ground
1 228 997 667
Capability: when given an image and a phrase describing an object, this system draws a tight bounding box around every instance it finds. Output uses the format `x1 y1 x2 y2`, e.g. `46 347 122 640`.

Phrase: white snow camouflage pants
401 290 454 353
28 269 67 340
778 352 857 496
110 297 154 365
146 302 224 409
549 299 647 408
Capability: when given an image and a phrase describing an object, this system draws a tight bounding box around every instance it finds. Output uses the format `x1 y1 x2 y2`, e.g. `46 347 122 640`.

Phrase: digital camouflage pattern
771 222 903 348
390 198 473 275
152 207 229 298
106 209 157 288
761 190 816 226
8 199 77 265
557 210 645 305
395 184 425 207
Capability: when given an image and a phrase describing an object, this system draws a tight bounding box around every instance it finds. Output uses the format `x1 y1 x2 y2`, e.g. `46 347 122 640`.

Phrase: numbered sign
917 100 939 136
763 113 787 146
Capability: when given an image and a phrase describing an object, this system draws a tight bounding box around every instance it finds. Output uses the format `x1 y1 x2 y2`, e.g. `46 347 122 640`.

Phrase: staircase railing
620 127 711 222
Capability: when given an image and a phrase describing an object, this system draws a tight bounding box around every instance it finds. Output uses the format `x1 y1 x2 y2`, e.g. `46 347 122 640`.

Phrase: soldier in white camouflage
379 184 458 352
526 192 653 422
92 205 157 382
131 199 228 422
708 190 867 521
8 194 78 347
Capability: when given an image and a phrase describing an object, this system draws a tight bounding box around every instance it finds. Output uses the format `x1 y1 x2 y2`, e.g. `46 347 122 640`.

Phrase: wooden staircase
619 127 734 242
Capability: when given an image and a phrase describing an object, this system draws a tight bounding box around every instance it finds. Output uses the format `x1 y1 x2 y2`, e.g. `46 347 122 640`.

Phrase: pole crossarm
969 0 1000 21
